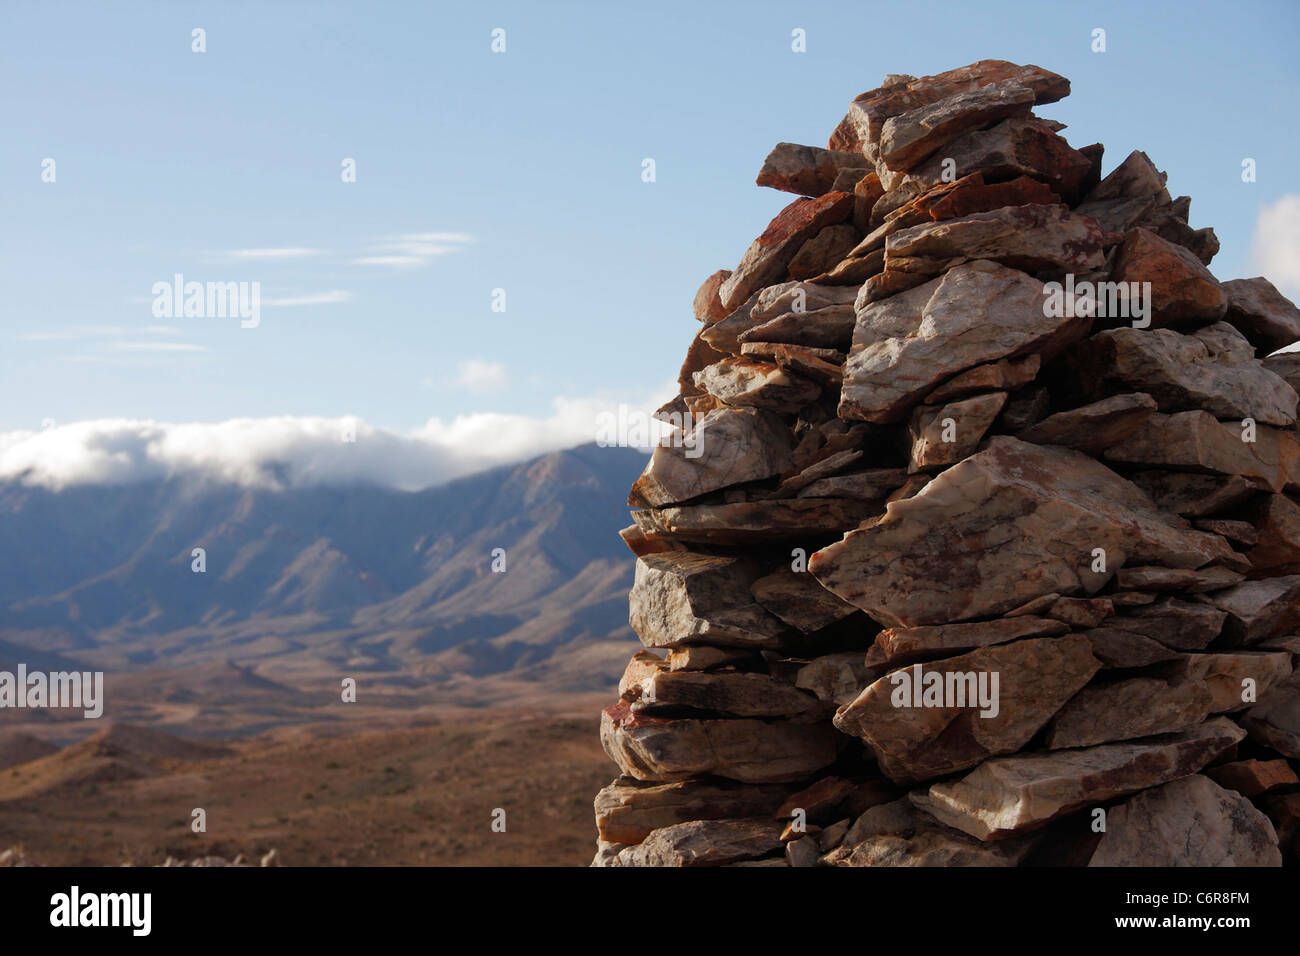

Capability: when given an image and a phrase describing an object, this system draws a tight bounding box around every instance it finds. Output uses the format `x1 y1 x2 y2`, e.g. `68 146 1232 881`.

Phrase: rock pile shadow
594 60 1300 867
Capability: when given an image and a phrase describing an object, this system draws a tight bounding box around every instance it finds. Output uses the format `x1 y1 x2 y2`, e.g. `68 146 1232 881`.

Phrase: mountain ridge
0 443 647 688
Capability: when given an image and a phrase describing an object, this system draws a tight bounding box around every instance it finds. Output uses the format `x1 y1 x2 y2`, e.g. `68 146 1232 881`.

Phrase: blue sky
1 0 1298 486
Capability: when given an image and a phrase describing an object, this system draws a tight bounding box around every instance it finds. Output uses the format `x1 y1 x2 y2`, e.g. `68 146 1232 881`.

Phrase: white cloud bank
0 388 675 492
1250 194 1300 298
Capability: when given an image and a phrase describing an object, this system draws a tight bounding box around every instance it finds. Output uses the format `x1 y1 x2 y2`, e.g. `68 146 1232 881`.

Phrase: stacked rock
595 60 1300 867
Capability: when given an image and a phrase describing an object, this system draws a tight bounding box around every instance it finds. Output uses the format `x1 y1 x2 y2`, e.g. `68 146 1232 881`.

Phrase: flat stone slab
834 635 1100 784
840 260 1090 424
811 438 1224 627
600 702 839 783
1087 775 1281 867
912 718 1245 840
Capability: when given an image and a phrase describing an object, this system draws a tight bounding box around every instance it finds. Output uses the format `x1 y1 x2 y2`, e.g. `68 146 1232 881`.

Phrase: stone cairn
593 60 1300 867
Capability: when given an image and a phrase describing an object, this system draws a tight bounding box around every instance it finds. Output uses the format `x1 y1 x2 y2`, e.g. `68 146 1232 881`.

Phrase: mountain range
0 443 647 690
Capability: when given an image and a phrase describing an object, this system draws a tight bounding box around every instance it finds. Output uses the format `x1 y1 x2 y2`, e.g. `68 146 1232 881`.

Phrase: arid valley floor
0 667 616 866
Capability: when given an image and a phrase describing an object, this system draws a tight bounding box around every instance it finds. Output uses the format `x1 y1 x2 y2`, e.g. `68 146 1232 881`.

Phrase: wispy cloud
61 354 137 366
226 247 324 259
355 232 473 268
209 233 473 271
453 359 509 393
353 256 424 267
261 290 352 307
110 341 208 353
398 232 474 243
20 325 179 342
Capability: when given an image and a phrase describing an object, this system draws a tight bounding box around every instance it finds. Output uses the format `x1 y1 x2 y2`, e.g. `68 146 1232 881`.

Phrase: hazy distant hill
0 444 646 687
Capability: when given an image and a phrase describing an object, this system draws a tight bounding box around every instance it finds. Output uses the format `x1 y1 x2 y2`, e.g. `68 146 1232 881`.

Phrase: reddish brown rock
740 342 845 386
1045 675 1213 748
600 702 839 783
883 203 1106 281
1047 596 1114 628
924 355 1039 404
901 118 1094 198
1113 565 1245 593
1204 575 1300 644
693 356 821 414
632 669 825 719
788 224 860 280
665 645 755 671
750 567 859 633
1242 671 1300 758
840 261 1089 424
850 171 887 229
633 497 880 546
739 302 858 350
1083 628 1183 669
811 439 1224 628
615 817 784 866
832 797 1040 866
1083 149 1168 205
1110 591 1159 608
1016 393 1158 455
628 551 788 650
770 449 864 497
1104 411 1300 495
1074 150 1173 235
719 191 854 312
907 392 1007 472
867 615 1068 666
912 718 1246 840
1066 324 1298 427
815 248 885 286
1194 518 1259 546
879 81 1036 171
756 142 875 197
629 406 794 508
1104 597 1227 651
775 777 855 824
1264 352 1300 394
834 635 1100 783
1167 650 1293 713
750 279 859 321
1110 227 1228 328
1205 759 1299 797
693 269 732 322
1087 775 1281 867
676 324 729 399
1128 470 1266 518
619 650 667 698
595 778 791 845
1247 494 1300 573
925 175 1060 221
998 386 1051 433
795 652 878 707
1221 277 1300 354
796 468 910 501
830 61 1069 152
